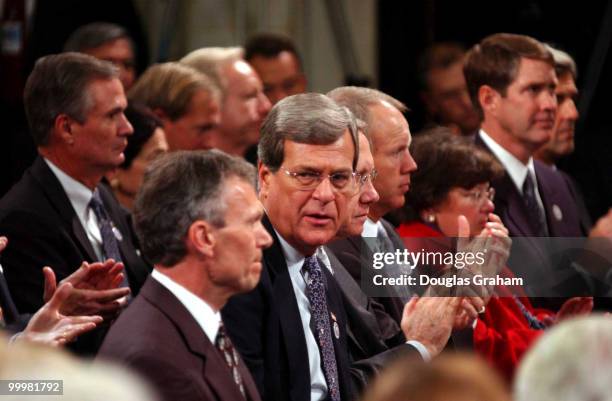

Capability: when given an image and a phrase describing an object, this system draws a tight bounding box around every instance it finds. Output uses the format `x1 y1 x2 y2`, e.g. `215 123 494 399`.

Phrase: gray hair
327 86 407 148
514 315 612 401
133 150 256 266
180 47 243 96
545 44 577 79
258 93 360 171
64 22 133 53
24 52 118 146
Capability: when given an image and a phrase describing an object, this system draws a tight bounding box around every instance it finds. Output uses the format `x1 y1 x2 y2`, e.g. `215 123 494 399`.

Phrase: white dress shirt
479 130 545 214
151 269 220 343
44 158 104 260
275 231 329 401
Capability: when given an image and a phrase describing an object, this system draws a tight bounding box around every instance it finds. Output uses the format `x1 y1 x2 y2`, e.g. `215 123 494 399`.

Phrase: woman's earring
426 214 436 223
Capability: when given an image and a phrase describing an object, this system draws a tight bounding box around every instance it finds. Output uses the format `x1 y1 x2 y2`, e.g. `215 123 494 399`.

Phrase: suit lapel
475 134 540 237
142 277 249 401
97 184 150 287
261 216 311 401
30 157 98 261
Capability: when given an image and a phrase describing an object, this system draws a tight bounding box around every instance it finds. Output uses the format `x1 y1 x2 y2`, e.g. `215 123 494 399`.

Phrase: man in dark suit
99 150 270 401
327 86 477 352
222 94 357 401
222 94 460 401
463 33 611 302
0 53 151 352
325 131 460 390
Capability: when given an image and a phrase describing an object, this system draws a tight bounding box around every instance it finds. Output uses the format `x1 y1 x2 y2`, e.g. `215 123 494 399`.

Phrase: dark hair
133 150 256 266
417 42 466 91
24 52 118 146
121 103 162 169
64 22 133 53
464 33 553 118
244 32 303 69
405 127 503 216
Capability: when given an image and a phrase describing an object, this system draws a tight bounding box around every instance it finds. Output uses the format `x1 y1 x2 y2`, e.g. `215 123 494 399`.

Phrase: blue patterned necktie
302 255 341 401
522 173 549 236
89 188 130 289
215 322 246 399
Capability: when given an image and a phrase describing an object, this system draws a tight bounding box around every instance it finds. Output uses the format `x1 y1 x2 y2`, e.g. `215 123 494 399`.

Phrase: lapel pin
111 224 124 241
552 204 563 221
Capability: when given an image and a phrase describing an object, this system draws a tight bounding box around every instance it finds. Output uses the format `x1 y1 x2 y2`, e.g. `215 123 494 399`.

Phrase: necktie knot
521 173 548 236
302 255 322 276
89 188 109 221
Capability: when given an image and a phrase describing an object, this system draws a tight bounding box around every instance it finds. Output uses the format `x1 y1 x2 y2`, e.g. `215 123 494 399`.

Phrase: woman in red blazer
395 128 592 381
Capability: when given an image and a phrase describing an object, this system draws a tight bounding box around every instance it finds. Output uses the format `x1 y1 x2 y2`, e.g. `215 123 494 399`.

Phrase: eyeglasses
282 168 359 194
462 186 495 203
355 169 378 188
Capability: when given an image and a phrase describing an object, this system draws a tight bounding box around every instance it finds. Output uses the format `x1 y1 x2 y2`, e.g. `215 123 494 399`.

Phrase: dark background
2 0 611 220
379 0 612 221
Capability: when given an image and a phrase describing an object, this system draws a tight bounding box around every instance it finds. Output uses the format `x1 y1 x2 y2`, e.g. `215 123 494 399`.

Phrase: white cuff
406 340 431 362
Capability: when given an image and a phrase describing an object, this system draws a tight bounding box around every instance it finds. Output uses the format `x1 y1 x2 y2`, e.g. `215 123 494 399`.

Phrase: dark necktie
302 255 341 401
215 322 246 399
89 188 130 289
522 173 548 236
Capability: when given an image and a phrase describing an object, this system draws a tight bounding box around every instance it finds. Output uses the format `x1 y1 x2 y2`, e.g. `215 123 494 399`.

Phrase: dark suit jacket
327 219 408 325
99 277 260 401
0 271 29 332
474 133 605 300
324 248 418 392
0 157 151 352
328 221 472 350
222 216 354 401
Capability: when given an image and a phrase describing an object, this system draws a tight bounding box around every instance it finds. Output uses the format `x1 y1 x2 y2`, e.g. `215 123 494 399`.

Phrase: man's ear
478 85 500 116
258 161 271 200
186 220 215 258
54 114 75 145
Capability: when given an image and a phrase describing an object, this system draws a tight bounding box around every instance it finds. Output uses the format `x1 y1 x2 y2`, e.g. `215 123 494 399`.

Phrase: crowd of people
0 21 611 401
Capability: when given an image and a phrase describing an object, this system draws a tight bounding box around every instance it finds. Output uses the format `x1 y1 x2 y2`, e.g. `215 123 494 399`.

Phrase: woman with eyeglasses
395 128 592 381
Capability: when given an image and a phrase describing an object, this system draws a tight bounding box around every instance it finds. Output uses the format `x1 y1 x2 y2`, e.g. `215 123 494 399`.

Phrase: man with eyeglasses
327 87 467 333
223 93 454 401
222 93 359 401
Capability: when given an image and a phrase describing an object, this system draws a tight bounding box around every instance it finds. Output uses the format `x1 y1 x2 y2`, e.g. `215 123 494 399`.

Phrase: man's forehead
514 57 556 83
283 136 353 169
88 78 126 106
557 73 578 93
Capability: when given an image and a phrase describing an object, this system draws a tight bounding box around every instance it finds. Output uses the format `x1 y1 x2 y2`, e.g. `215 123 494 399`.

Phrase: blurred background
1 0 611 220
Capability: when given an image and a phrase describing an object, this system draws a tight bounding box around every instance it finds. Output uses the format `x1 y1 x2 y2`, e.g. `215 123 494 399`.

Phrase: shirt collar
44 158 94 221
274 230 333 274
479 129 536 194
275 229 307 266
361 217 383 238
151 269 221 344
